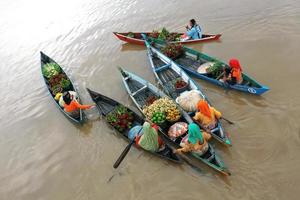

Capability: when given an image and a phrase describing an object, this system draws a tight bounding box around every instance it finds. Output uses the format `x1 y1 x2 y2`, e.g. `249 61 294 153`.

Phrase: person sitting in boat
55 91 78 107
223 58 243 85
175 123 211 155
129 122 164 152
193 99 222 130
181 19 202 41
62 91 94 116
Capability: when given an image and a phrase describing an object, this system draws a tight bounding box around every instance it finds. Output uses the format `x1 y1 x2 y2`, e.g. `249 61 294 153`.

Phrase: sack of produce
142 97 181 122
168 122 188 139
176 90 203 112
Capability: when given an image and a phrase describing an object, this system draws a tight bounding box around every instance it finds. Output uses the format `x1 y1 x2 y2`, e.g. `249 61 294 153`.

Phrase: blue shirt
187 25 202 39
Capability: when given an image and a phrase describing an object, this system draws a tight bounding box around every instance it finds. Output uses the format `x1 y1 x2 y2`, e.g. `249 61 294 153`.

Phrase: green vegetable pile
42 62 61 79
42 62 72 96
149 27 181 41
106 105 134 133
158 27 170 40
48 73 71 95
206 61 224 78
151 112 166 124
127 32 135 38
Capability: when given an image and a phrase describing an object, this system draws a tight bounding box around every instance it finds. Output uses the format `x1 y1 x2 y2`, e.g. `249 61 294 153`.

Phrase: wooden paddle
113 138 135 169
113 126 143 169
220 117 234 125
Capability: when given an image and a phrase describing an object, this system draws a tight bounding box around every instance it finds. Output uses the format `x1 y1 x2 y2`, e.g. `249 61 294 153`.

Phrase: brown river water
1 0 300 199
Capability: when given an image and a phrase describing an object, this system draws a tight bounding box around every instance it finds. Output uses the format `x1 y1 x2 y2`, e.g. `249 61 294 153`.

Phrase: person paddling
193 99 222 130
175 123 211 155
223 58 243 85
62 91 94 116
181 19 202 41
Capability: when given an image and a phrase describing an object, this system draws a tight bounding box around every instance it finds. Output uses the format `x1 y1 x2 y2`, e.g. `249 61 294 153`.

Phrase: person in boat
62 91 94 116
175 123 211 155
193 99 222 130
129 122 164 152
222 58 243 85
181 19 202 41
55 91 78 107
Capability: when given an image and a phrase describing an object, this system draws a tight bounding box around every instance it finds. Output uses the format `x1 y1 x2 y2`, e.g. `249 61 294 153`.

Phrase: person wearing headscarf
193 99 222 129
223 58 243 84
133 122 164 152
175 123 210 155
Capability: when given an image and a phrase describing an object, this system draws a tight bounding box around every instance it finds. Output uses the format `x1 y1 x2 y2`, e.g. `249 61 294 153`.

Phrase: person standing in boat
62 91 94 116
181 19 202 41
193 99 222 130
175 123 211 155
223 58 243 85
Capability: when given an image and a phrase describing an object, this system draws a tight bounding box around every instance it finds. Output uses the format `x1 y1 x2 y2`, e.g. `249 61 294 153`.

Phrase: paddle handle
113 139 135 169
221 117 234 125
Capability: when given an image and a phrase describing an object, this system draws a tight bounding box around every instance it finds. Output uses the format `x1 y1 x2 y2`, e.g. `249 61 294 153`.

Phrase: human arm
73 101 93 110
202 131 211 141
175 143 193 153
186 27 197 38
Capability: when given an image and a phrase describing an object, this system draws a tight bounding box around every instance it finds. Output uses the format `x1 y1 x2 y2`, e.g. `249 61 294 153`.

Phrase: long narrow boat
148 38 269 95
40 51 85 124
113 32 221 45
142 39 232 146
119 69 230 175
86 88 182 163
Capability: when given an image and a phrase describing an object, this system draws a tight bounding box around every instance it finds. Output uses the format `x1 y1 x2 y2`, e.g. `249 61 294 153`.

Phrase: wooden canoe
143 40 232 146
86 88 182 163
149 38 269 95
119 69 230 175
40 52 85 124
113 32 221 45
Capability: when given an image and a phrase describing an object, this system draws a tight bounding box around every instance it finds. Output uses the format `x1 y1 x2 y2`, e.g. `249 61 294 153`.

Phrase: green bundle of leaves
42 62 61 79
158 27 170 40
106 105 134 132
206 61 224 78
60 78 71 90
127 32 135 38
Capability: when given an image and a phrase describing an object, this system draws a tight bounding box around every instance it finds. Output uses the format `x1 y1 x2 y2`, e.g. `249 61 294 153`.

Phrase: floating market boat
87 88 182 163
113 32 221 45
119 69 230 175
40 52 85 124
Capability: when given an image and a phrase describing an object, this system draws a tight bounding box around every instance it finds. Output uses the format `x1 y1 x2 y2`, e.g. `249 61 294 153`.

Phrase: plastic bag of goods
176 90 202 112
168 122 188 139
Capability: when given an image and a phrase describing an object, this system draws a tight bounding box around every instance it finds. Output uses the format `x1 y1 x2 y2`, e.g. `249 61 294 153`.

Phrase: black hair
63 92 72 105
190 19 196 27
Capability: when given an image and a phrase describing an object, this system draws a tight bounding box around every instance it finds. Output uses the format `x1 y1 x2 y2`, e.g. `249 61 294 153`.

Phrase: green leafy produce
51 84 63 95
60 78 71 90
158 27 170 40
42 62 61 79
127 32 135 38
106 105 134 133
206 61 224 78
